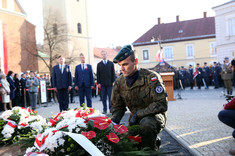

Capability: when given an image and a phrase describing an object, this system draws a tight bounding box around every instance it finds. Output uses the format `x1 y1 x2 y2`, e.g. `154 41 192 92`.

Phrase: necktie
61 65 63 73
104 60 106 65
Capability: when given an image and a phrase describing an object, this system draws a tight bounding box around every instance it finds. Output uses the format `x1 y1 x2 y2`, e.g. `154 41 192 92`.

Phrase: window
186 44 194 58
77 23 82 34
163 46 173 59
210 42 217 55
228 18 235 36
142 49 149 62
53 24 58 35
7 0 14 11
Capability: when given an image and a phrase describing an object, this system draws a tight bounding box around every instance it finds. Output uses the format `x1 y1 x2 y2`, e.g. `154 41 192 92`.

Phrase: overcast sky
19 0 229 47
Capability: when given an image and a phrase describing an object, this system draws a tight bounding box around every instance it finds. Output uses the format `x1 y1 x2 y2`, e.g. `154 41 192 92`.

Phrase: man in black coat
97 51 116 114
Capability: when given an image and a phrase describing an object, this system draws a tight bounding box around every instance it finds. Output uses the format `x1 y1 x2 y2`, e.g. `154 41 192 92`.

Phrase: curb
165 127 203 156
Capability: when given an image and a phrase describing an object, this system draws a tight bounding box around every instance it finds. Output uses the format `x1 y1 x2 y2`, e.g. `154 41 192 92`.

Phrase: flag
193 66 198 79
156 50 163 62
0 21 8 74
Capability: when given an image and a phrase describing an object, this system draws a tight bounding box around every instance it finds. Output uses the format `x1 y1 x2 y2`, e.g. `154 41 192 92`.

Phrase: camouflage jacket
221 63 233 80
111 68 168 124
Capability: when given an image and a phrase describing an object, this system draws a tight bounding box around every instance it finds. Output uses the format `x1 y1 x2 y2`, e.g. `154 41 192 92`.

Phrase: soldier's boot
141 127 158 150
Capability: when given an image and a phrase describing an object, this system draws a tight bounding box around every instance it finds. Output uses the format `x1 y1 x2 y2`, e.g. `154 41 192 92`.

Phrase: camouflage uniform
221 63 233 95
111 68 168 148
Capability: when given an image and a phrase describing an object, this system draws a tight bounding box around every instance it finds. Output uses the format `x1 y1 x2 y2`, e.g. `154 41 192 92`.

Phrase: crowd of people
0 70 51 111
176 57 234 95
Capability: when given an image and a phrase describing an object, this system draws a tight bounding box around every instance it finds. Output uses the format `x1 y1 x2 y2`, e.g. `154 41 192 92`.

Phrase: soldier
196 63 203 89
179 66 186 89
188 65 194 89
221 57 233 95
111 45 167 150
211 62 220 89
203 62 210 89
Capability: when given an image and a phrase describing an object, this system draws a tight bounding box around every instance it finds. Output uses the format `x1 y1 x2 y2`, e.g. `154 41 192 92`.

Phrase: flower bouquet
0 107 46 145
23 106 144 156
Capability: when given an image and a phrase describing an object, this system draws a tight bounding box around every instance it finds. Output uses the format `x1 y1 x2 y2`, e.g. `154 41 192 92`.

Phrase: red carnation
128 136 142 143
113 125 127 134
106 132 119 143
81 131 96 139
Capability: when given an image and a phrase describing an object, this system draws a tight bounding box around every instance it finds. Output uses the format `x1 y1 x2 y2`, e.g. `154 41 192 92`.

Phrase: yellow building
41 0 93 75
133 14 217 69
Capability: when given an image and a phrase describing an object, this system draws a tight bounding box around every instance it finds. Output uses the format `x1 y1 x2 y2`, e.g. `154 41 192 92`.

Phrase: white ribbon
63 132 104 156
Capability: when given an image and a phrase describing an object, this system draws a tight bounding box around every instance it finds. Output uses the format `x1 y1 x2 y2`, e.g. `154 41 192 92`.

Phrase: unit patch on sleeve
155 86 163 93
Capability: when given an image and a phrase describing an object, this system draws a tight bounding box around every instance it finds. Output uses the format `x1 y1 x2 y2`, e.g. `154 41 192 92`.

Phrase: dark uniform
212 62 220 88
111 45 168 149
179 67 187 89
188 66 194 89
196 64 203 89
203 64 210 89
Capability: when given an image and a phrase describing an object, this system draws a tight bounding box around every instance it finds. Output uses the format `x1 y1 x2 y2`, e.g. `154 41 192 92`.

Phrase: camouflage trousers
130 114 166 149
224 79 233 94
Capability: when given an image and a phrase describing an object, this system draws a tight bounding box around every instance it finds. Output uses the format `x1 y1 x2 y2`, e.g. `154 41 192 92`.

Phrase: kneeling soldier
111 45 168 149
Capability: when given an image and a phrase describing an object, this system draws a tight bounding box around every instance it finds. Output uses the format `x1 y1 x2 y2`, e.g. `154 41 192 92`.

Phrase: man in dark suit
52 55 72 112
74 54 94 107
97 50 116 114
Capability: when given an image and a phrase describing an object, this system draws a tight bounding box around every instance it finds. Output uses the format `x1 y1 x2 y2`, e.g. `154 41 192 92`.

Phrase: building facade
133 14 217 69
0 0 38 74
42 0 93 74
213 0 235 63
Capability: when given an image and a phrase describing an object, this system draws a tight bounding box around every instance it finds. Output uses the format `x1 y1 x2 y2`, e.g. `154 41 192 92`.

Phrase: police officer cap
196 63 199 65
113 45 134 63
224 57 229 60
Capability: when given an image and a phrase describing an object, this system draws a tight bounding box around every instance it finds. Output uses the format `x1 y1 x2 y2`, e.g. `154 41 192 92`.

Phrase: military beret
224 57 229 60
204 62 207 64
113 45 134 63
181 66 184 68
196 63 199 65
189 64 192 67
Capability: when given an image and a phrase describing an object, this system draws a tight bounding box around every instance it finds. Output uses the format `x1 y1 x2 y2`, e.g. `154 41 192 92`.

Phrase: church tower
42 0 93 74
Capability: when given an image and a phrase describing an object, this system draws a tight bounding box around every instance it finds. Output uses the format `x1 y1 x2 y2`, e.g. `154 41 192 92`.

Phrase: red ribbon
7 121 17 128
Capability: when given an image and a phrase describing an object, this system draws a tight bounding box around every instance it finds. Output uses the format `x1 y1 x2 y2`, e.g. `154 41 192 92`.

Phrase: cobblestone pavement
167 87 235 156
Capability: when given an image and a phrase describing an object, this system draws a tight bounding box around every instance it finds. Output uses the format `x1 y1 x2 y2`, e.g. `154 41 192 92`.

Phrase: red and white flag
156 50 163 62
193 66 198 79
0 21 8 74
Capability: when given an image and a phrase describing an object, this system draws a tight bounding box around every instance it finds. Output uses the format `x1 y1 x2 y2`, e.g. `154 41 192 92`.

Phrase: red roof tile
93 47 119 60
133 17 215 46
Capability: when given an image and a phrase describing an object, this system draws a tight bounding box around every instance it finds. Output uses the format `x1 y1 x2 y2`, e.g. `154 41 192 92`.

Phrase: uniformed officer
179 66 186 89
203 62 210 89
188 65 194 89
196 63 203 89
111 45 168 150
221 57 233 95
211 62 220 89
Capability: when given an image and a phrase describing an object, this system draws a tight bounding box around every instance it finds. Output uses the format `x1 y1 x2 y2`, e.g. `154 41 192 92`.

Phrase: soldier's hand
129 112 138 126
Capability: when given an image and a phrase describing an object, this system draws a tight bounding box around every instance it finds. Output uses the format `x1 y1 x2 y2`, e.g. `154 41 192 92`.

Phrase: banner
40 80 47 103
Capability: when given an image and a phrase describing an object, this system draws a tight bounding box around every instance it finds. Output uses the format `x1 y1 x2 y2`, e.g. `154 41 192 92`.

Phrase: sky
19 0 229 47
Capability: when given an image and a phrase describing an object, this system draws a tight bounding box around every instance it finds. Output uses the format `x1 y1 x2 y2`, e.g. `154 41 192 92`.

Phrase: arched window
53 24 58 35
77 23 82 34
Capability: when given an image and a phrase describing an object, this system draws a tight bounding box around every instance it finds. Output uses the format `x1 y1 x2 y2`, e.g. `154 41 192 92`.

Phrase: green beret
113 45 134 63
